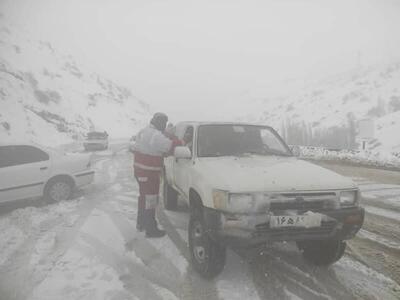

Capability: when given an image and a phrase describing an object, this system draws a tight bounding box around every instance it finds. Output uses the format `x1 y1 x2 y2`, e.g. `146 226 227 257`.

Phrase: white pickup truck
164 122 364 278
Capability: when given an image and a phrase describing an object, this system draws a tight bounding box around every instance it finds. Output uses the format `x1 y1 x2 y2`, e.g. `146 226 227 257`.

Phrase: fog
2 0 400 120
2 1 400 298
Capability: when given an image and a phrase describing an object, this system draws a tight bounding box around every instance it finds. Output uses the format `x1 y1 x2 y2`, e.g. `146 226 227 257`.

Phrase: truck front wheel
297 240 346 266
188 209 226 278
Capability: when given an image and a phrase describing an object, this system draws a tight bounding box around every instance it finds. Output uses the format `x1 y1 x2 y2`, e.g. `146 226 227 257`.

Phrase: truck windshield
197 124 292 157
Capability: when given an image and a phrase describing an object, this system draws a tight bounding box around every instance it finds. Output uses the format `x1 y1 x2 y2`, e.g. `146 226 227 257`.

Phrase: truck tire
163 176 178 210
189 208 226 278
297 240 346 266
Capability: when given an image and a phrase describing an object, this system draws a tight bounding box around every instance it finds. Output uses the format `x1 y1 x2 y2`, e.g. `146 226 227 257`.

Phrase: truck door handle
40 167 48 170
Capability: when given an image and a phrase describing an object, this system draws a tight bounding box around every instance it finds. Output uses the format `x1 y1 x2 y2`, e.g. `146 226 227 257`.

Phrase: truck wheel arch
189 188 203 213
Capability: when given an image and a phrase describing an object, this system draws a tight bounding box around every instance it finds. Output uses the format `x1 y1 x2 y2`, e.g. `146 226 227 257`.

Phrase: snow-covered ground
299 146 400 169
0 142 399 300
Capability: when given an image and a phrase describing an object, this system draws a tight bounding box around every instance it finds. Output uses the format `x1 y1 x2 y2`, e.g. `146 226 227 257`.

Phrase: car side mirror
290 145 301 157
174 146 191 159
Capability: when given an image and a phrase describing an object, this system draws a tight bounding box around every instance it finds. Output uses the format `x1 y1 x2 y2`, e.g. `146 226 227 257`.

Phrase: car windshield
87 132 108 140
197 124 292 157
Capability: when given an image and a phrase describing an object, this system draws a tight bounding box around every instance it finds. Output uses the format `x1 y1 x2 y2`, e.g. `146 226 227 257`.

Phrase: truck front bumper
202 206 364 248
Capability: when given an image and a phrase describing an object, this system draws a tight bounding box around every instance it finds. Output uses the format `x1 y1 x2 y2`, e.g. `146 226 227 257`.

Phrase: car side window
0 145 49 168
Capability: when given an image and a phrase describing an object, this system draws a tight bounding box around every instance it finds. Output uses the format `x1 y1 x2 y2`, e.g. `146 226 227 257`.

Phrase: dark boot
136 196 145 232
136 209 144 232
145 209 166 238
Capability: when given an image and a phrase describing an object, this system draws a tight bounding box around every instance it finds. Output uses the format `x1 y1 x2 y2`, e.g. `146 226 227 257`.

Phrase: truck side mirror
174 146 191 159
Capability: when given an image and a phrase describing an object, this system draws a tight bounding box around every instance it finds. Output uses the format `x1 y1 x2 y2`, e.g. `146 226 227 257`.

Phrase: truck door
174 126 194 197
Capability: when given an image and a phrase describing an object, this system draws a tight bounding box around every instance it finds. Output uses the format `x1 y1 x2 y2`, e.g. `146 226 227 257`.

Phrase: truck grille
254 220 337 237
269 192 337 213
270 200 325 211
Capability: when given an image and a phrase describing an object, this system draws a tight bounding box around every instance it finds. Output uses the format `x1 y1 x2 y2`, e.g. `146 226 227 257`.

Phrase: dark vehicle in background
83 131 109 151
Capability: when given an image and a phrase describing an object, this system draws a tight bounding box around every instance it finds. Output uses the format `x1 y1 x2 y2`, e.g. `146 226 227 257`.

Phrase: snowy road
0 145 399 300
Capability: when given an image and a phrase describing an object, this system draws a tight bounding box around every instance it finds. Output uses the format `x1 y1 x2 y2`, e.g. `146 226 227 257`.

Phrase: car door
174 126 194 197
0 145 51 203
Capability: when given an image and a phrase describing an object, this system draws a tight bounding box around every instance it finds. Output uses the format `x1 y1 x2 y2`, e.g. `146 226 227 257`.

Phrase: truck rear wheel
297 240 346 266
189 208 226 278
163 176 178 210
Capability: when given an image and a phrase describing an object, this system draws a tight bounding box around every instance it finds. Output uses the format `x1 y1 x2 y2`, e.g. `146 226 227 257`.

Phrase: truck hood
196 156 356 192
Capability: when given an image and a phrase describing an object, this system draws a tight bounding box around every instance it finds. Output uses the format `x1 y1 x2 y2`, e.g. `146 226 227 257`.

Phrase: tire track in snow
0 194 103 300
159 208 262 300
158 208 222 300
0 154 118 300
235 244 355 300
103 206 184 286
364 205 400 221
358 229 400 250
78 232 178 300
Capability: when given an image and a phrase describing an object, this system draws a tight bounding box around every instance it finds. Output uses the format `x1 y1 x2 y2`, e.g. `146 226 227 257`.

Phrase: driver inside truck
183 127 194 153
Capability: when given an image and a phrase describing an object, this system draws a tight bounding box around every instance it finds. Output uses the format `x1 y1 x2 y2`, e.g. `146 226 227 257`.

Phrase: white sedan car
0 143 94 203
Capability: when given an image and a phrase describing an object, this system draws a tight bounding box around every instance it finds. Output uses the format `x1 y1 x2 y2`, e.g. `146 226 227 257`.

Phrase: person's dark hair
150 112 168 131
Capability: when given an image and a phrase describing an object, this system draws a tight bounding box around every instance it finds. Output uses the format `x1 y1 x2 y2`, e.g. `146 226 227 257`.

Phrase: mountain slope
0 19 150 146
240 63 400 152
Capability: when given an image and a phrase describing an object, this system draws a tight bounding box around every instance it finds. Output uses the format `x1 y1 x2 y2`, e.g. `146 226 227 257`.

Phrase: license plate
270 215 322 228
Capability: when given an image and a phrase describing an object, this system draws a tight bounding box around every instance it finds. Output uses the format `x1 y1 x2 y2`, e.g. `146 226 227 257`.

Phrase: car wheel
188 208 226 278
297 240 346 266
45 180 73 202
163 175 178 210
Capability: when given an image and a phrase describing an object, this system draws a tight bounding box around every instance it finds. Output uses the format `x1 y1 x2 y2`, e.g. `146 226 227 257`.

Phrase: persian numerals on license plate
270 215 322 228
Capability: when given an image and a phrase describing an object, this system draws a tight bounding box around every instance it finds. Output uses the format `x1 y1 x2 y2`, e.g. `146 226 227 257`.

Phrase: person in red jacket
133 113 182 238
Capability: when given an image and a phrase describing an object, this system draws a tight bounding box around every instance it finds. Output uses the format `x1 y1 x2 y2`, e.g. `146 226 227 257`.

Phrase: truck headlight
340 190 358 207
213 191 269 213
228 194 255 213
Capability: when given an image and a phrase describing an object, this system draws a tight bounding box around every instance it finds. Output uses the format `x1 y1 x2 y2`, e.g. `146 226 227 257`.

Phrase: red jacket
133 125 182 176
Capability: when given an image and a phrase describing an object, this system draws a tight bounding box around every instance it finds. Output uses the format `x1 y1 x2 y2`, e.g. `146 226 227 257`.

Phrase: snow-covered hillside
0 18 150 146
240 63 400 152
